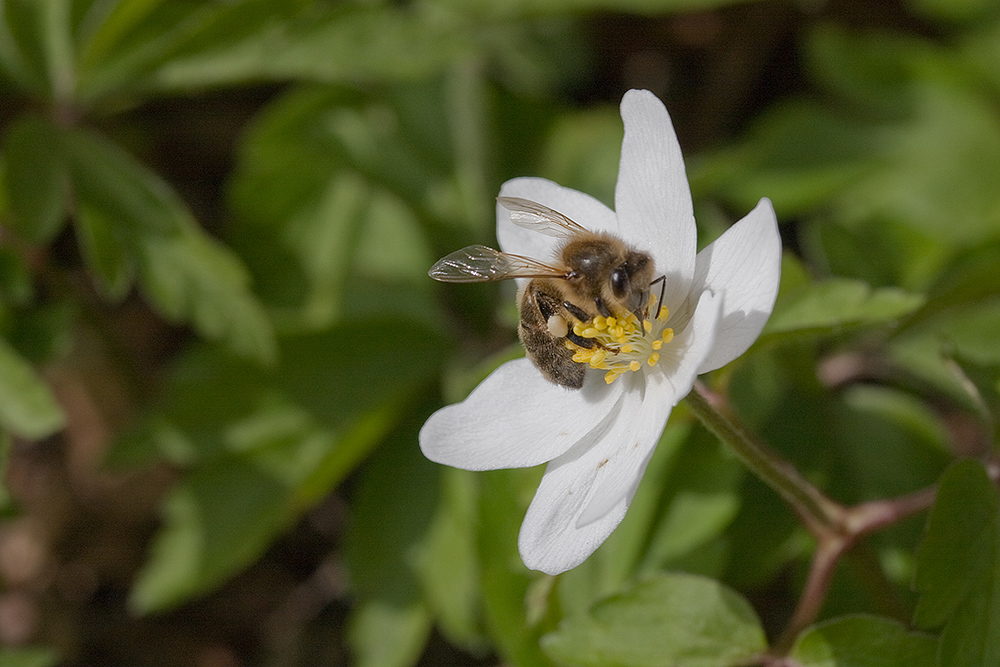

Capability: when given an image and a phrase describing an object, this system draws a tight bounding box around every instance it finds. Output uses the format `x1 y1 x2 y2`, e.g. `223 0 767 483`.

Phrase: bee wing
429 245 566 283
497 196 590 238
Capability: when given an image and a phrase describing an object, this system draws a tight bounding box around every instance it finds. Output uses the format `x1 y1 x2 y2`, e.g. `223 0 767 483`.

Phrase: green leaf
136 227 276 363
130 458 288 613
911 0 998 23
845 84 1000 247
227 84 459 330
77 1 481 97
146 4 474 90
414 467 485 652
428 0 751 18
0 336 64 439
36 0 73 100
889 296 1000 416
0 0 49 94
928 298 1000 366
2 114 68 242
0 647 61 667
763 278 925 339
75 1 300 101
916 239 1000 323
66 127 187 237
693 99 876 218
75 200 133 300
702 29 1000 252
541 573 767 667
478 468 555 667
4 300 74 365
913 459 1000 667
122 316 445 610
65 127 276 362
643 426 741 568
804 25 942 115
539 106 623 209
75 0 173 74
129 408 399 614
346 427 438 667
0 245 34 305
348 599 432 667
790 615 937 667
802 216 947 293
832 385 950 502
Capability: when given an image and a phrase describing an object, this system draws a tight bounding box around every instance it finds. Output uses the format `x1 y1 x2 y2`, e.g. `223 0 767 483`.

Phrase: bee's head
562 236 654 318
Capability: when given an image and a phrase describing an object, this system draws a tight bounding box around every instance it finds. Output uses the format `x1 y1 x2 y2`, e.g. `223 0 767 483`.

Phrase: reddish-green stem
685 383 940 659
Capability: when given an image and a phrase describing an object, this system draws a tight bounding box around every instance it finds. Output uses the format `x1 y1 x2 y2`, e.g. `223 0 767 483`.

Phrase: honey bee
429 196 661 389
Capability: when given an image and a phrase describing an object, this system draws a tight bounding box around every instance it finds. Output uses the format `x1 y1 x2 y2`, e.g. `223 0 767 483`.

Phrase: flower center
566 294 675 384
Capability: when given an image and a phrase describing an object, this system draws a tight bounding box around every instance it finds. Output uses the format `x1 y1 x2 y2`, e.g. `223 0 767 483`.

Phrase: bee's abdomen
519 282 585 389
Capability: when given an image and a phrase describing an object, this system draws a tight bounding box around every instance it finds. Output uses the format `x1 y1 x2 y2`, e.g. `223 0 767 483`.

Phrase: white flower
419 89 781 575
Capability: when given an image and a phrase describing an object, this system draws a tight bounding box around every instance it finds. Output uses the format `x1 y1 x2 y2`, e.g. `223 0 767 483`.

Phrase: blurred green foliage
1 0 1000 665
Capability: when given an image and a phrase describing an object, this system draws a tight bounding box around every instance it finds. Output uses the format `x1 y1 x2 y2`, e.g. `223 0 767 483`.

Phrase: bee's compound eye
610 267 629 297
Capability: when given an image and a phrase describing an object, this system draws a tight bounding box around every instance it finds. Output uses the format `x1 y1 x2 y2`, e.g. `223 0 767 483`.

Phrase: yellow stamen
561 288 676 384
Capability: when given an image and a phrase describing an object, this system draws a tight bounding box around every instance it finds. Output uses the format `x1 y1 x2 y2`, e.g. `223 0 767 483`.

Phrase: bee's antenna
653 275 666 313
640 275 667 335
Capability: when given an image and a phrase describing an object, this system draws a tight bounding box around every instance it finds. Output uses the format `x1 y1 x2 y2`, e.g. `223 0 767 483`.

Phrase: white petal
496 177 618 260
517 292 724 574
692 198 781 374
517 374 645 574
575 376 673 527
419 358 626 471
614 90 696 313
577 289 723 525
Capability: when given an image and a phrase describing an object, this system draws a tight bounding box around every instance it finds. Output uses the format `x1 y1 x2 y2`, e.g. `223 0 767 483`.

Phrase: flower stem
686 382 843 534
686 382 947 658
772 535 847 655
771 483 939 655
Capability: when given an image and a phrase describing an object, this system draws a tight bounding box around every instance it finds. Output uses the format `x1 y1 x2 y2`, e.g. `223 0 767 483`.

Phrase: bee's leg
560 301 617 352
636 275 668 328
566 331 595 348
555 302 595 348
533 288 566 323
569 335 621 355
651 275 666 313
562 301 591 323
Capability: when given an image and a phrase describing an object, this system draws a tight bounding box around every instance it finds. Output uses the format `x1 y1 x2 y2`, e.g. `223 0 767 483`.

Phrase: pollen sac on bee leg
546 315 569 338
